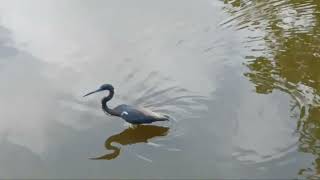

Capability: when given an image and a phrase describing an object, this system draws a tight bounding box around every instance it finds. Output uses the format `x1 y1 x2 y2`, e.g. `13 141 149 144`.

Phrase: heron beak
83 89 102 97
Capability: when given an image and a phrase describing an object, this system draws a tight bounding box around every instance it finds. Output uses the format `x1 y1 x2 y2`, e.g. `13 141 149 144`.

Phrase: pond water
0 0 320 179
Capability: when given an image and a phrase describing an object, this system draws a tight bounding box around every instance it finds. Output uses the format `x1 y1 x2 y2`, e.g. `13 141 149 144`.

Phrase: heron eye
121 111 128 116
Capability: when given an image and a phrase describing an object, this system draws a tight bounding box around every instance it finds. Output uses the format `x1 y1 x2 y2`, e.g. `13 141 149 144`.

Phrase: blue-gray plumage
83 84 169 124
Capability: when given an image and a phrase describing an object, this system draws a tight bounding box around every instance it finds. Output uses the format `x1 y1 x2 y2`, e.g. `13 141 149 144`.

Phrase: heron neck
101 89 119 116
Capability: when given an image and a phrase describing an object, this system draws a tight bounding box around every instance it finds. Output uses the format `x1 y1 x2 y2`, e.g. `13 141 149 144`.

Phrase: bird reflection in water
91 125 169 160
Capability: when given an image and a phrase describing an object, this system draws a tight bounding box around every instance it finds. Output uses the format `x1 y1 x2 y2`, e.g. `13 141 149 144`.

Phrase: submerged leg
129 124 138 129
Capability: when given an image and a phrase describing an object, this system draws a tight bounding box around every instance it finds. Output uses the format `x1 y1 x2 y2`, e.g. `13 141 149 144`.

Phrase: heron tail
158 115 170 121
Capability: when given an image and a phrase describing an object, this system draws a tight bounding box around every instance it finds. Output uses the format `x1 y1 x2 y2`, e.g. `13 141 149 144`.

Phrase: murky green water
0 0 319 178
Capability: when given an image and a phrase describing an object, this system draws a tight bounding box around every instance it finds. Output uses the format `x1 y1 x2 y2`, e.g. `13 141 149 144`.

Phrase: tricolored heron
83 84 170 124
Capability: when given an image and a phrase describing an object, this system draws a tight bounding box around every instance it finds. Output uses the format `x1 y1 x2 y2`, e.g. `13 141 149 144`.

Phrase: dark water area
0 0 320 178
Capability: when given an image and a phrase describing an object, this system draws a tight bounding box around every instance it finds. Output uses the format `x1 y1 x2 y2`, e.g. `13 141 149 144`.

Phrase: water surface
0 0 320 178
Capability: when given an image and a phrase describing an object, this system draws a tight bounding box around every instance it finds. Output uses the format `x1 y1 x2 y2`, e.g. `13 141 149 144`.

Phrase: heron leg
131 124 139 129
129 124 138 129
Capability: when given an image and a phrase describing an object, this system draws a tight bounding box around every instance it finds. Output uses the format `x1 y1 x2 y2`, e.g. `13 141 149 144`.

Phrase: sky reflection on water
0 0 319 179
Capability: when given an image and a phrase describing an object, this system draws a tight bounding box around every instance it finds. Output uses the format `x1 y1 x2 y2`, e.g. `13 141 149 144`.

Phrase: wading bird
83 84 170 124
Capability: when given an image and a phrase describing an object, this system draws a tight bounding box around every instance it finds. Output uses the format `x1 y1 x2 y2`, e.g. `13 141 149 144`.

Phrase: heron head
99 84 114 91
83 84 114 97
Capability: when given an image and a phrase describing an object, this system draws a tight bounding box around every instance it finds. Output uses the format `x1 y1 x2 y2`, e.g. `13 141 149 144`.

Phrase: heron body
84 84 169 124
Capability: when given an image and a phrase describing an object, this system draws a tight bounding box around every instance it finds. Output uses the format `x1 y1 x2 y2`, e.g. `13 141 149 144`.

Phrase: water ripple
221 0 320 170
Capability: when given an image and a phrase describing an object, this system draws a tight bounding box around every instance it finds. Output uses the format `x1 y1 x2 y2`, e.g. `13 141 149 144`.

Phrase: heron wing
115 105 168 124
136 107 167 119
